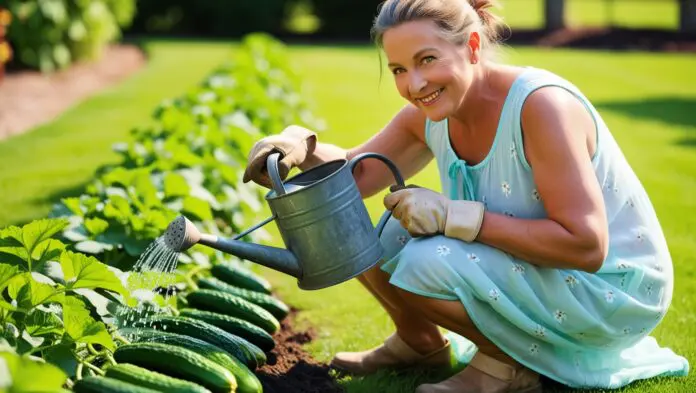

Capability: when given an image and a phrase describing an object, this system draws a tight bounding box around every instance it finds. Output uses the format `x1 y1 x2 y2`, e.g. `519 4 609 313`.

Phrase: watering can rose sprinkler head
163 215 204 253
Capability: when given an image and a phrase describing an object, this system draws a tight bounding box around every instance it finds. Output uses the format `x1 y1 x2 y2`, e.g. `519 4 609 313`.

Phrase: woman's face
382 19 475 122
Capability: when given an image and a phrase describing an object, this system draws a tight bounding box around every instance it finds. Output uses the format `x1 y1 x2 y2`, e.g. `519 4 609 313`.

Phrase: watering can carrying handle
266 152 287 196
348 153 406 238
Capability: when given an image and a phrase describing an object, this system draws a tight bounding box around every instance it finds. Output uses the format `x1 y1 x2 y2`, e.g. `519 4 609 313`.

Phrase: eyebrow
387 47 438 68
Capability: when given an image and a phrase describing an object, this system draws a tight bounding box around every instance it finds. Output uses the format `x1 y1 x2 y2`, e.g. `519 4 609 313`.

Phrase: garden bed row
0 33 332 393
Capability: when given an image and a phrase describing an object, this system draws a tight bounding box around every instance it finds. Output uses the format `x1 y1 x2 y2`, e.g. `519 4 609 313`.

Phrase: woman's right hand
242 125 317 188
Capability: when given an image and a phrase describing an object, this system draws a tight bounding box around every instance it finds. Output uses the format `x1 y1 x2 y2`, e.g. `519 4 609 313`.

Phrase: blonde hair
371 0 507 61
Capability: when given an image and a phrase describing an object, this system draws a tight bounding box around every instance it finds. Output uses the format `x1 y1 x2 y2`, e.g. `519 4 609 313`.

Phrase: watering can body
266 157 397 290
197 153 404 291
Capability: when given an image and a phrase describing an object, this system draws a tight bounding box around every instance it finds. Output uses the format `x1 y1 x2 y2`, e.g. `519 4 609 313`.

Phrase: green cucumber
104 363 210 393
211 262 272 294
113 343 236 393
197 277 290 320
186 289 280 334
132 315 266 369
73 376 159 393
179 308 275 352
119 328 263 393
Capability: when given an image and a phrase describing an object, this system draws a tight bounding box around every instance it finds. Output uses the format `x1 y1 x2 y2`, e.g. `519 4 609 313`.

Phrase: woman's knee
393 288 476 333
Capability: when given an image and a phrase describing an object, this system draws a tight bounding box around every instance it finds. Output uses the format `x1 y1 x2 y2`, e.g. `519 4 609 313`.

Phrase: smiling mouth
416 88 444 106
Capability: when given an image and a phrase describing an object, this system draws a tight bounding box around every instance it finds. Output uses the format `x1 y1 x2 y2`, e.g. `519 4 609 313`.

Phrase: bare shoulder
392 103 428 143
521 86 589 125
520 85 596 159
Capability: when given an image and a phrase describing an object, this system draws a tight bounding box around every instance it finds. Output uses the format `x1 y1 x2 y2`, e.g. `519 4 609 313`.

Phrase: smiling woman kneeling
241 0 690 392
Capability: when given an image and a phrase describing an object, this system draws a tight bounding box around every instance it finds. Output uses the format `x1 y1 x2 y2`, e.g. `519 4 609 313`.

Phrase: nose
408 71 427 96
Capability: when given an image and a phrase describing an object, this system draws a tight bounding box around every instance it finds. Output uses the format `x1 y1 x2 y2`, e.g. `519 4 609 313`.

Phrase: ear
468 31 481 63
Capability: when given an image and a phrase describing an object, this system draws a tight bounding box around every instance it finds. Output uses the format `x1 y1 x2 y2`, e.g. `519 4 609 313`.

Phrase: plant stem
87 343 99 356
105 352 117 366
27 343 57 355
76 362 84 380
83 361 105 376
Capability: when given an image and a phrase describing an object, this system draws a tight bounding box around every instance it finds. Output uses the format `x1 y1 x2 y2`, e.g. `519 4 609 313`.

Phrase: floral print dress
379 67 689 389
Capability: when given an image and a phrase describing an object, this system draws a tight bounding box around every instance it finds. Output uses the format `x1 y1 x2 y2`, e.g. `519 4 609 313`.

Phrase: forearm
475 212 606 273
298 142 348 170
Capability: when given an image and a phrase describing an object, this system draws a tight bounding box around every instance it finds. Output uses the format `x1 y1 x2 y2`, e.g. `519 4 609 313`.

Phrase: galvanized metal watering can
164 152 405 290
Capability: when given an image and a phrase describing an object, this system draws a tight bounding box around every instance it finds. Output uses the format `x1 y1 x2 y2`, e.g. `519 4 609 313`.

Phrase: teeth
418 89 441 104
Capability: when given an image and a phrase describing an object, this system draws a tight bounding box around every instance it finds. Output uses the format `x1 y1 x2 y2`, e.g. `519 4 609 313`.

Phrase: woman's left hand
383 185 485 241
383 185 449 237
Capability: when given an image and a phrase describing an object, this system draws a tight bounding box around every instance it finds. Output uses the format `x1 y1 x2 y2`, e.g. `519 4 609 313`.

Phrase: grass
253 44 696 392
285 0 681 33
496 0 681 30
0 35 694 392
0 39 235 226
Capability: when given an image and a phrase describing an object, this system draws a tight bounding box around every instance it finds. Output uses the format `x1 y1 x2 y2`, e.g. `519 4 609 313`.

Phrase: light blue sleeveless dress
378 67 689 389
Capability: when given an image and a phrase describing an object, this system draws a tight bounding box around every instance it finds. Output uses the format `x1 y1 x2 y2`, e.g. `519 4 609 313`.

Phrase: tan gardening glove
242 125 317 188
383 185 485 241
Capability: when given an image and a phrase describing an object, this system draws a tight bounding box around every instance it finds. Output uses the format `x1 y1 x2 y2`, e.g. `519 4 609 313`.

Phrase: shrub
4 0 136 72
126 0 291 37
310 0 381 39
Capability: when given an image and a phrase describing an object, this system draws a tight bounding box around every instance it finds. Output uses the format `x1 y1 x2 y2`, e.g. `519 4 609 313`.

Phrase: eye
421 55 436 65
391 67 406 75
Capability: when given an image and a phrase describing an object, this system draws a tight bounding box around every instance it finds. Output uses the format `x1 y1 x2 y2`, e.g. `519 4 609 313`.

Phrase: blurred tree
544 0 566 30
681 0 696 32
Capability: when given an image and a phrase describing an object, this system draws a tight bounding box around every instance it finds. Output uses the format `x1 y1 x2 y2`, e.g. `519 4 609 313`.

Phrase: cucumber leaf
19 219 69 258
63 295 114 350
60 251 128 298
182 196 213 221
0 350 68 392
163 172 190 198
12 277 63 312
25 308 64 337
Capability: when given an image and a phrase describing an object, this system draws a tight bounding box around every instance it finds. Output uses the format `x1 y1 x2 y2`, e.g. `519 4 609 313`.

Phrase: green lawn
255 44 696 392
1 38 695 392
287 0 681 33
497 0 680 30
0 39 234 226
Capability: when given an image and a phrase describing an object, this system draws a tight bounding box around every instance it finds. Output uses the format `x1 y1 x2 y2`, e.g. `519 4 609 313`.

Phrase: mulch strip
0 44 146 141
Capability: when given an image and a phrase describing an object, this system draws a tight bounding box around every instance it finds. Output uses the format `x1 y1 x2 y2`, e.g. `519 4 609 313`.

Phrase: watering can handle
348 153 406 237
266 152 287 196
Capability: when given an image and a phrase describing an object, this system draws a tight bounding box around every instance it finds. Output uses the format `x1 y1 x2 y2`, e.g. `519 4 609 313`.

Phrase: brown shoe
415 351 542 393
330 333 451 375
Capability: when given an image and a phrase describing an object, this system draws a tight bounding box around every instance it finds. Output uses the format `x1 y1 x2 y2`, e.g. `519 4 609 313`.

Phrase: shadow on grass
336 367 456 393
594 97 696 147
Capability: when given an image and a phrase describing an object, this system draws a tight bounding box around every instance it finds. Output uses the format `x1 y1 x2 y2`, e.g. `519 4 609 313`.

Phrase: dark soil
256 308 344 393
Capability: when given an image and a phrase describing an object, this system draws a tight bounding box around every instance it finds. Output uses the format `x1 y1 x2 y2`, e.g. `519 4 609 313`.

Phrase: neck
451 62 498 129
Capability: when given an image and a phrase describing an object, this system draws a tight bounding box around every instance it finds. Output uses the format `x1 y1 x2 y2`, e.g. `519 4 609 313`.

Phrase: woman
242 0 689 392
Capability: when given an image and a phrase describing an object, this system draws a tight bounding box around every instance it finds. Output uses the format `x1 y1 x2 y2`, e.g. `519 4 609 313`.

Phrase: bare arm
300 104 434 198
476 87 609 273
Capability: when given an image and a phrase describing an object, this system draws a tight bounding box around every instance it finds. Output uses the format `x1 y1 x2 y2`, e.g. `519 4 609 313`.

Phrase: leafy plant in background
0 7 12 69
49 33 324 274
3 0 136 72
0 33 321 391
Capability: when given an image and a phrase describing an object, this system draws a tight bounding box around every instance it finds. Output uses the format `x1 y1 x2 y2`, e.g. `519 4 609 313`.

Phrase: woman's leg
393 287 515 365
356 265 447 354
394 289 542 393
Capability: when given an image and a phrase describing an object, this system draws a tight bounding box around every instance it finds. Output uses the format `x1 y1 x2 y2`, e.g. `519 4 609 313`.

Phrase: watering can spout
198 235 302 278
162 215 301 279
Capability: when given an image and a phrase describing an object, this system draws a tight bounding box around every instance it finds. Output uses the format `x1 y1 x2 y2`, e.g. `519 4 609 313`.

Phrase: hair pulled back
371 0 506 59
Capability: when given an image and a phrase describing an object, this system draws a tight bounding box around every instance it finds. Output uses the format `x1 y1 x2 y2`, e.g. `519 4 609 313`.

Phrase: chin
421 106 451 123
